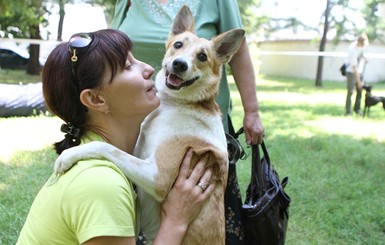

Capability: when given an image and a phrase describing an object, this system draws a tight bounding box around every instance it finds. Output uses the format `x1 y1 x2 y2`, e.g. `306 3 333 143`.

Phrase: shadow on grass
230 75 385 95
0 147 56 245
255 100 385 121
272 134 385 244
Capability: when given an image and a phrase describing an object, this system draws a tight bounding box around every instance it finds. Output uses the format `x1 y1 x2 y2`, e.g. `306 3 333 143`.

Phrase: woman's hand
154 148 214 245
243 111 264 145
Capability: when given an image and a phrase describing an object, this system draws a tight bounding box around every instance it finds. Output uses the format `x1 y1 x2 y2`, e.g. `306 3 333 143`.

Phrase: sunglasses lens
69 33 93 49
68 33 93 88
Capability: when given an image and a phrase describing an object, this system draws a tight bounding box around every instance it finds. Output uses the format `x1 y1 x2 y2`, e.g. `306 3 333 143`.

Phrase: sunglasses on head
68 33 94 84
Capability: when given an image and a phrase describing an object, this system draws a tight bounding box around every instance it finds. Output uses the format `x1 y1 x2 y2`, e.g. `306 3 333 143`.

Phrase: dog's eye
173 41 183 49
197 53 207 62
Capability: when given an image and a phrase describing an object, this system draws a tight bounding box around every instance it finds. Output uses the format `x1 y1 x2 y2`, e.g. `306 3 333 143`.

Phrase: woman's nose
143 63 155 79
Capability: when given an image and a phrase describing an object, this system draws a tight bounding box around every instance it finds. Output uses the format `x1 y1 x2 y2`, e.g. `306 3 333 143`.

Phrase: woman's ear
80 89 109 113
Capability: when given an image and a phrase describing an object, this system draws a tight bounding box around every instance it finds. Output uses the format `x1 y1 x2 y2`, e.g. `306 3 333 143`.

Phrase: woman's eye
173 41 183 49
197 53 207 62
125 63 132 70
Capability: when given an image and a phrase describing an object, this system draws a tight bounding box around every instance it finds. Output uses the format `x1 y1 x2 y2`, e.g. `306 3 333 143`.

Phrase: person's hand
161 149 214 230
356 81 363 91
243 111 264 145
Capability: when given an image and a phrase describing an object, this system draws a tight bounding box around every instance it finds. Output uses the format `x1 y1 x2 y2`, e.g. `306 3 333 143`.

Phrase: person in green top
111 1 265 243
17 29 214 245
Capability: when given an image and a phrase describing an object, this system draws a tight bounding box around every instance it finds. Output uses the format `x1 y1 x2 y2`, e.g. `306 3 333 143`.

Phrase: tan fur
154 136 227 199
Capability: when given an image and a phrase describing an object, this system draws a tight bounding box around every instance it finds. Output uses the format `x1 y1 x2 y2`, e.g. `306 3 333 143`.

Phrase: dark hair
42 29 133 154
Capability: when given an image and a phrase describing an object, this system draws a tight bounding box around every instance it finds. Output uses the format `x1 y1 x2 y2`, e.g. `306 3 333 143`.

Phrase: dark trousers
346 72 362 114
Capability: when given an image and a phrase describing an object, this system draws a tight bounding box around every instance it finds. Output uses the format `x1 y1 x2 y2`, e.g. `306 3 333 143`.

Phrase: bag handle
232 125 271 198
251 141 270 197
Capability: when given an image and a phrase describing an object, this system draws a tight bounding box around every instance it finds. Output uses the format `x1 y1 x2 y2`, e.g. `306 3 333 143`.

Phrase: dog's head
363 85 373 93
155 5 245 103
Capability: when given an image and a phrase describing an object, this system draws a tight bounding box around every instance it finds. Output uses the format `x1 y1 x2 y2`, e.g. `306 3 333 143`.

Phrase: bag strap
231 123 272 197
251 144 261 197
251 142 271 197
226 115 246 164
227 114 236 137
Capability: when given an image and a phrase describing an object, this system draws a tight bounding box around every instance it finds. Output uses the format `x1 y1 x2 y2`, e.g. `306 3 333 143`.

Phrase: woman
345 34 368 115
17 29 214 245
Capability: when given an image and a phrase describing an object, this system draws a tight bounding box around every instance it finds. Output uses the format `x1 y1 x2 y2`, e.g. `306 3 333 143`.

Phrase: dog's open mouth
165 71 199 90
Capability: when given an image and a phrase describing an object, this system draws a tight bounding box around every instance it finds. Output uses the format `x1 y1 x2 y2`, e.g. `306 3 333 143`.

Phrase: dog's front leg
54 141 159 198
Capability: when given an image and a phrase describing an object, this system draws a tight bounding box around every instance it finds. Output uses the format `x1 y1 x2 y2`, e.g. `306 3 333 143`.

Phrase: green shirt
17 131 137 245
112 0 243 131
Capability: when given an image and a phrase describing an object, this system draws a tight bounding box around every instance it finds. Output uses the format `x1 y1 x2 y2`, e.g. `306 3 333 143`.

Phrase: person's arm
229 39 264 144
83 150 213 245
353 64 363 89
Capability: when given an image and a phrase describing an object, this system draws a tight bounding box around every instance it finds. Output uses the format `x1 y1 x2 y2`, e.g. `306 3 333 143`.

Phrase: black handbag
340 63 347 76
242 137 291 245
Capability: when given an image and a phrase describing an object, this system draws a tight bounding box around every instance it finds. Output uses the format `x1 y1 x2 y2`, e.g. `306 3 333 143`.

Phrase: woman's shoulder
71 158 131 188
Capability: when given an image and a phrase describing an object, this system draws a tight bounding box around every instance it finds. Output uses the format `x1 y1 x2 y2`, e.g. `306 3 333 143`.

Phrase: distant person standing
345 34 368 116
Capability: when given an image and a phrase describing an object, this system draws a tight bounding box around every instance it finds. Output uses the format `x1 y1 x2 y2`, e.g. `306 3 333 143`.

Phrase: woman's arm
154 149 213 244
83 149 212 245
229 39 264 144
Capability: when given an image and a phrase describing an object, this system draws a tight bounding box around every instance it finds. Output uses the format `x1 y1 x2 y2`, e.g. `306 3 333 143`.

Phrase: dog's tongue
167 73 184 87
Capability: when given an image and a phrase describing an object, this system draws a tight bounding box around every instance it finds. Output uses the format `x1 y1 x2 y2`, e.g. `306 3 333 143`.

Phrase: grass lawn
0 69 41 84
1 71 385 244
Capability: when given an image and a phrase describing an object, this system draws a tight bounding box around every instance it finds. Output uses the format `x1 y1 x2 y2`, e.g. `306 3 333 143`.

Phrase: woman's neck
88 116 143 154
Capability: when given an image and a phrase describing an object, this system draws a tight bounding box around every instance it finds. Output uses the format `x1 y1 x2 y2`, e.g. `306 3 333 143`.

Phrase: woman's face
99 52 159 119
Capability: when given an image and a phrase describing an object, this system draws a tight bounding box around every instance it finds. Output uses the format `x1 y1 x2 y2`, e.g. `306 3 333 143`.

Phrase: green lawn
0 69 41 84
1 72 385 244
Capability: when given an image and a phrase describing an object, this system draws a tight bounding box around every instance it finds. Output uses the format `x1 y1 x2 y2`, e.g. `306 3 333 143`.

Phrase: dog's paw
53 142 108 174
54 148 79 174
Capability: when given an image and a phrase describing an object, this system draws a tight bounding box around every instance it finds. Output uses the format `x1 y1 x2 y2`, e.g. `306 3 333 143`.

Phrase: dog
54 5 245 245
362 85 385 117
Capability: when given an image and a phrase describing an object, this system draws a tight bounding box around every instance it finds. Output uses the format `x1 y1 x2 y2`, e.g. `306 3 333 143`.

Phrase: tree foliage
362 0 385 42
0 0 48 38
1 0 385 75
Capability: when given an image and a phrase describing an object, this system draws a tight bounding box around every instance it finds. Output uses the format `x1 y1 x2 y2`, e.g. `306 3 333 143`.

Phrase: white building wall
257 40 385 83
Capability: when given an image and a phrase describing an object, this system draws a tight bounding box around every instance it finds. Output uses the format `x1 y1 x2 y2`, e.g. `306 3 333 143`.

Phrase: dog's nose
172 59 188 72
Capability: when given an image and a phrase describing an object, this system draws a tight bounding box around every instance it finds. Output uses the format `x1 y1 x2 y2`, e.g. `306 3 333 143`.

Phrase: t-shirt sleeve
111 0 130 29
217 0 243 32
61 165 137 244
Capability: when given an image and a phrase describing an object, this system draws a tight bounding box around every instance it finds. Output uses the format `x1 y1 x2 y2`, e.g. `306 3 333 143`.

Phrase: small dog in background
362 85 385 117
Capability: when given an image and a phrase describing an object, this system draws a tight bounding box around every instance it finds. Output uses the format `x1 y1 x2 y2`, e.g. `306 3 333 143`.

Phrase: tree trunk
27 25 41 75
27 0 42 75
57 0 65 41
315 0 331 87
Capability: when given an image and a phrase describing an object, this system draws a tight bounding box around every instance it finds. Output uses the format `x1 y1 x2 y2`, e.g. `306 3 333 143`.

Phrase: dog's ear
212 29 245 64
171 5 195 35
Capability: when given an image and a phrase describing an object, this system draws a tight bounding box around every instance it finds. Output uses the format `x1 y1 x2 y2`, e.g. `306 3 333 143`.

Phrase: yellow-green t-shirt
17 131 138 244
